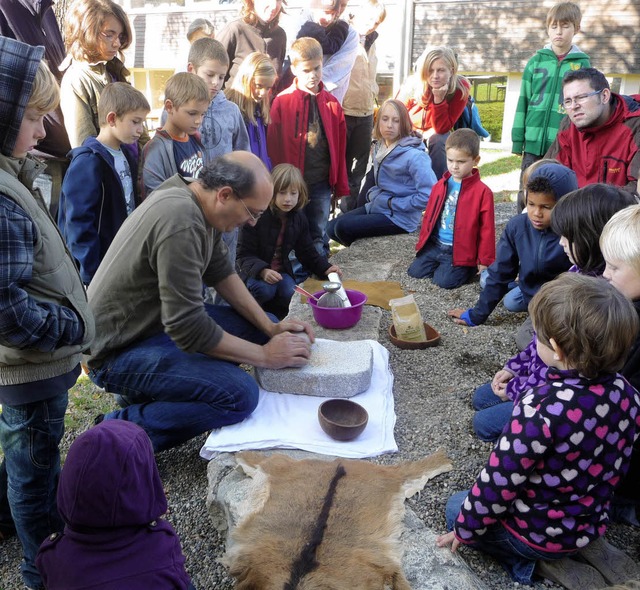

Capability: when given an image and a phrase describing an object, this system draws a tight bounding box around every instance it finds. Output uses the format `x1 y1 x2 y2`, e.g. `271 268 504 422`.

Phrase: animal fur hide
223 449 453 589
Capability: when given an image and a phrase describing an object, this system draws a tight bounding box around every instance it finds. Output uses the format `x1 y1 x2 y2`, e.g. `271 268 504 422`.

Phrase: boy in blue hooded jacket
449 163 576 327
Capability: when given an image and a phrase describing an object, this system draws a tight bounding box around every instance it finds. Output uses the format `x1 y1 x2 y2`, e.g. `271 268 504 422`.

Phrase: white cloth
200 340 397 459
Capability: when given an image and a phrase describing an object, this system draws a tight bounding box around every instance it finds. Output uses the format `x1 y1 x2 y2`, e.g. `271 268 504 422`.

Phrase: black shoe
94 414 104 425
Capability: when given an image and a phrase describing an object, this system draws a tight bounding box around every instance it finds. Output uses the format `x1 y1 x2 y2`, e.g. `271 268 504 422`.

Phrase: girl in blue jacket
326 99 436 246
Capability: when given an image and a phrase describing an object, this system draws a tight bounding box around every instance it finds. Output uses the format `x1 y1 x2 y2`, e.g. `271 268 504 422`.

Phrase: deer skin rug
223 449 453 589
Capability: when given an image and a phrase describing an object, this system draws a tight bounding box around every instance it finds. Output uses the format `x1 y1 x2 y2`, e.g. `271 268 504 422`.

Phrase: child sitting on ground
36 420 194 589
225 52 277 170
326 98 436 247
471 184 637 443
268 36 350 261
140 72 209 198
438 272 640 588
408 128 495 289
601 204 640 528
236 163 342 319
448 162 575 326
58 82 150 285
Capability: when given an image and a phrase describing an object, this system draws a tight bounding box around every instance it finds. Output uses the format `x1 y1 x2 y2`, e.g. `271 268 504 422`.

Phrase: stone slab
255 339 373 397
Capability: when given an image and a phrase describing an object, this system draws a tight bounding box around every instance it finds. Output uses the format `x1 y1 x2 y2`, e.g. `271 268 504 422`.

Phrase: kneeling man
87 152 313 452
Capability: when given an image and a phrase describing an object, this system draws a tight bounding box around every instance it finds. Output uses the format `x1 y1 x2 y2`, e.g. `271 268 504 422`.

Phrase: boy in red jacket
409 129 495 289
267 36 349 261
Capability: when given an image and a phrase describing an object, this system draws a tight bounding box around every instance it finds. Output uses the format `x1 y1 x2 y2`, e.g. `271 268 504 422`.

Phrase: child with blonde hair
268 37 349 265
0 38 94 589
226 52 277 169
237 163 341 318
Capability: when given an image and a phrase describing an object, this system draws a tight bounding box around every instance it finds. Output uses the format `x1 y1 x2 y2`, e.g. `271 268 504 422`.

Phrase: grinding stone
255 340 373 397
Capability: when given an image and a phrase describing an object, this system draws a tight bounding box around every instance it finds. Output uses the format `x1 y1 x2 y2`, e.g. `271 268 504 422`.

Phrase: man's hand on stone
263 331 313 369
272 318 315 343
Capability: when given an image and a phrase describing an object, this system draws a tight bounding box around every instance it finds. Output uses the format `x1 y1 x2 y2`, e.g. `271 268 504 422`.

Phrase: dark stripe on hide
283 464 347 590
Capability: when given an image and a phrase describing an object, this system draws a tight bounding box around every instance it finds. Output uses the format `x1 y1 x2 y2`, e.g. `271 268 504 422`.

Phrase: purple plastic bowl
308 289 367 329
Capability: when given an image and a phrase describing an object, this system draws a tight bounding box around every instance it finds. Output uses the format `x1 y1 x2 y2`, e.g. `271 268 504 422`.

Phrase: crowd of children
2 0 640 588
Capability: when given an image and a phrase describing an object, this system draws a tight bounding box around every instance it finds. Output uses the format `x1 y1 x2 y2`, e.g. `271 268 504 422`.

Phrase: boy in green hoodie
511 2 590 210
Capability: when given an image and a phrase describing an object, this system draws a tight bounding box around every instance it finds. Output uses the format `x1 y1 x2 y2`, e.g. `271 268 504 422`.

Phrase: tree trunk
53 0 70 42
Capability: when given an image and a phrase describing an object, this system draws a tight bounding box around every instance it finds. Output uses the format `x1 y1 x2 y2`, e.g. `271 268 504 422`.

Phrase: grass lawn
478 154 521 177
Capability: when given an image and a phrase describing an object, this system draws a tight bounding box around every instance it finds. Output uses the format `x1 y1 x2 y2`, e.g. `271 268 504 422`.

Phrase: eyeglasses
235 194 263 223
100 30 127 45
562 89 604 109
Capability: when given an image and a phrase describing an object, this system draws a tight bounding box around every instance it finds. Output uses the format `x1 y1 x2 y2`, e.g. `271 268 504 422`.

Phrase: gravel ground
2 201 639 589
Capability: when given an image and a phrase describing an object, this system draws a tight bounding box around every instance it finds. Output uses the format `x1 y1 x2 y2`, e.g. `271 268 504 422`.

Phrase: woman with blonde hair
397 46 470 178
226 52 277 169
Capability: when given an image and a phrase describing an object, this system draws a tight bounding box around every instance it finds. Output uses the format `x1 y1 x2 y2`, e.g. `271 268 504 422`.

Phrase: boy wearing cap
449 163 577 326
0 37 94 589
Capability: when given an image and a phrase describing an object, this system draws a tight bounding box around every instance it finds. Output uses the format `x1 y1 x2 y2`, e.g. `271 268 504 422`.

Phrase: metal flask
317 282 346 308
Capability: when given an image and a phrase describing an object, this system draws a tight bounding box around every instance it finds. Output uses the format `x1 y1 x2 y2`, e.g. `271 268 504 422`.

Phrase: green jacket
512 44 590 156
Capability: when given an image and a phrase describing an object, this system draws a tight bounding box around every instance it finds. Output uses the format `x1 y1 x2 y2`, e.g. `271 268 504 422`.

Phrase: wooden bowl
318 399 368 441
388 322 441 349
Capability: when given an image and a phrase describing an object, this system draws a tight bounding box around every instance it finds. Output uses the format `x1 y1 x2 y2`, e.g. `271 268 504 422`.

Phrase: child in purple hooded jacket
36 421 194 590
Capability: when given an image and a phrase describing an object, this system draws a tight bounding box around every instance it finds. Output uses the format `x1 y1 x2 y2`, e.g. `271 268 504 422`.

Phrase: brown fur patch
223 450 453 589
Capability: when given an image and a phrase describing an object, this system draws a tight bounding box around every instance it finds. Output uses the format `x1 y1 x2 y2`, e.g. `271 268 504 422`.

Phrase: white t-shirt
103 143 135 214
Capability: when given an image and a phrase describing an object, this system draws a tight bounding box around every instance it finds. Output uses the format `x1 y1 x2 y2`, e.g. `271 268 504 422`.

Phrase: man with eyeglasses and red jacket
545 67 640 196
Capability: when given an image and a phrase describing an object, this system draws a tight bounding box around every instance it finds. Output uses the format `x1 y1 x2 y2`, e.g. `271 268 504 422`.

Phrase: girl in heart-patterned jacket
437 273 640 585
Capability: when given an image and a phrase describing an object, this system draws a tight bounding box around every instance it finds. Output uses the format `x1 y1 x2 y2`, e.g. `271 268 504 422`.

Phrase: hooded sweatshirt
36 420 192 589
512 44 590 156
200 90 250 164
0 37 94 402
464 163 576 326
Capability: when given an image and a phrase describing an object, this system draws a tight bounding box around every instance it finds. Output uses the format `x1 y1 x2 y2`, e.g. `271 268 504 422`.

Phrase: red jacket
415 169 495 268
403 78 471 134
267 81 349 196
545 93 640 195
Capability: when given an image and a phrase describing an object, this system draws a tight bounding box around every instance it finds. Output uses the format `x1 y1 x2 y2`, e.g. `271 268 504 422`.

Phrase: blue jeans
472 382 514 442
247 274 296 305
89 305 272 452
305 181 332 257
344 114 374 211
0 392 68 589
408 240 475 289
427 132 449 179
445 490 567 584
326 206 407 247
503 285 527 312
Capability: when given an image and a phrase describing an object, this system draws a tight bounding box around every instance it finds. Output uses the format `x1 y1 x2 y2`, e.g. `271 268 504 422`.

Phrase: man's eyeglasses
562 89 604 109
235 194 263 222
100 30 127 44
